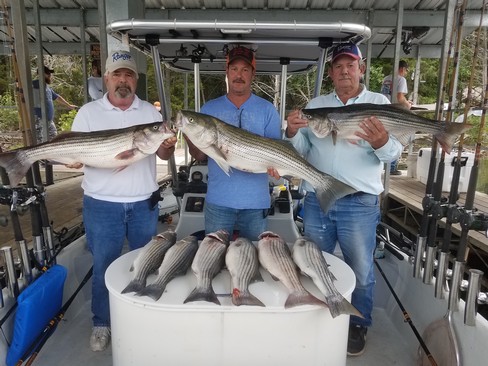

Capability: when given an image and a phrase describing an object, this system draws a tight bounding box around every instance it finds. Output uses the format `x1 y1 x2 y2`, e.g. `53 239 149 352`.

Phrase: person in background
87 61 103 100
285 43 403 357
380 60 412 175
70 49 177 352
184 45 281 240
153 101 161 112
33 65 77 143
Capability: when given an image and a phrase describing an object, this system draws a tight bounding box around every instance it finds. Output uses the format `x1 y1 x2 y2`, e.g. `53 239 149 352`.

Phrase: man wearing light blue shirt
285 43 403 357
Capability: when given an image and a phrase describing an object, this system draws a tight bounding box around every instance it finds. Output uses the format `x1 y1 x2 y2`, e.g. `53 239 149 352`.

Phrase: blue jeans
303 192 380 327
204 202 268 241
390 159 398 172
83 195 158 327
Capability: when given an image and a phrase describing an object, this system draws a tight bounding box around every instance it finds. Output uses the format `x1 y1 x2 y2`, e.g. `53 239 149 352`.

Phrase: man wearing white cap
70 50 177 352
285 43 403 356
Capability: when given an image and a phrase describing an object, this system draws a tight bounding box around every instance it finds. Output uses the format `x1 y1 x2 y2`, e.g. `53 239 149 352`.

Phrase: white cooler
416 148 475 193
106 247 356 366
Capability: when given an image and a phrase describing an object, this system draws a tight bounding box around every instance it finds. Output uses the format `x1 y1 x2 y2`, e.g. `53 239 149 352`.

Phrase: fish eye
152 125 159 131
302 113 312 120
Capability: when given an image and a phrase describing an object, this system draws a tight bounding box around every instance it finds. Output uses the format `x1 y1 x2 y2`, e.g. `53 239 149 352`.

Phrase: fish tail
232 288 265 307
184 286 220 305
284 290 328 309
435 122 472 154
0 150 31 186
121 279 146 294
314 175 357 213
135 283 166 301
325 293 364 319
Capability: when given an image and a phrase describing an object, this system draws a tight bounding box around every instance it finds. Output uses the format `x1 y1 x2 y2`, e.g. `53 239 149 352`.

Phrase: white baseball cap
105 50 138 77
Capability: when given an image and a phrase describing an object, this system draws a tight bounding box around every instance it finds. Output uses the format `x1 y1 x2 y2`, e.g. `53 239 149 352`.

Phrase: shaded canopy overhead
3 0 488 60
107 18 371 74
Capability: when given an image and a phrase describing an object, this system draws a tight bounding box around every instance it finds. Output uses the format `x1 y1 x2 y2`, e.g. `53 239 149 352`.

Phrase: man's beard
115 85 133 99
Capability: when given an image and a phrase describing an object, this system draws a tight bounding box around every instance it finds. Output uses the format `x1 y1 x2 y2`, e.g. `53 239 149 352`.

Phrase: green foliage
0 92 20 131
368 62 388 93
58 109 78 132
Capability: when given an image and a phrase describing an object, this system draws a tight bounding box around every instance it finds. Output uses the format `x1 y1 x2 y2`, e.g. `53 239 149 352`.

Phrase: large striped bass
301 103 471 153
225 237 265 307
136 235 198 301
121 230 177 294
0 121 174 186
292 237 363 319
175 110 356 214
257 231 327 309
184 230 230 305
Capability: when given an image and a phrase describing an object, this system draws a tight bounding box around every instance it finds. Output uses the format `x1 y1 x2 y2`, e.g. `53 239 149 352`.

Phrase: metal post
435 251 448 298
448 260 464 312
464 269 484 326
2 247 19 298
422 245 435 285
413 234 425 278
279 58 289 128
18 239 33 285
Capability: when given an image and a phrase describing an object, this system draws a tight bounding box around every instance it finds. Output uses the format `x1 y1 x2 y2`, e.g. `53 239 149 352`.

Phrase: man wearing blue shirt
186 45 281 240
33 65 77 143
285 43 403 357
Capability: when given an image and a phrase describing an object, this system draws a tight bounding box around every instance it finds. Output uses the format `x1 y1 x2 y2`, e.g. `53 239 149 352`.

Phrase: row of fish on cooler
121 229 363 319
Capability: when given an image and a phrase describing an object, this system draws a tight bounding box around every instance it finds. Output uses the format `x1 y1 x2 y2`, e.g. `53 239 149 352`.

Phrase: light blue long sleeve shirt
286 86 403 195
201 94 282 209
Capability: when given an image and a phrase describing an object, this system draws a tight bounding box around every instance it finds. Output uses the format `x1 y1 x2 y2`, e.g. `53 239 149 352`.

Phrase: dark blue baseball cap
331 44 363 63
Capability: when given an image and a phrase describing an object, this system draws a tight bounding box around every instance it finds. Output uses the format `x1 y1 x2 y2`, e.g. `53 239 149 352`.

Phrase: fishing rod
413 0 461 279
417 1 466 283
374 259 438 366
0 158 33 288
15 266 93 366
449 14 488 315
436 2 486 302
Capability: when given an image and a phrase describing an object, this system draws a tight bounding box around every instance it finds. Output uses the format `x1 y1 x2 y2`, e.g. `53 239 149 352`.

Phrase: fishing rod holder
0 186 43 212
423 245 436 285
445 203 462 224
413 235 426 279
435 251 449 298
448 260 464 312
1 246 19 299
460 210 488 236
33 235 46 267
18 240 33 285
464 269 484 326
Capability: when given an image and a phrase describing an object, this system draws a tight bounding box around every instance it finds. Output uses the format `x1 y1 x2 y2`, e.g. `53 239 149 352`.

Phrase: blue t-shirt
32 79 59 121
201 94 281 209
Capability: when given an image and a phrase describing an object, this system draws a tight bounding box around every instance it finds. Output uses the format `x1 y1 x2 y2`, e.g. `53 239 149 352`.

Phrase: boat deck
2 157 488 366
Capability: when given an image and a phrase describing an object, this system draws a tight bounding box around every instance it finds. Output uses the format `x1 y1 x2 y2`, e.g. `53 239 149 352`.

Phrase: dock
386 173 488 255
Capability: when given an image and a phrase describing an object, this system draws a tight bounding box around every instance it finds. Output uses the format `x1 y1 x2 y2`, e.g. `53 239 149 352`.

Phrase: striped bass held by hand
301 103 471 153
257 231 327 309
184 230 230 305
175 110 356 214
121 230 177 294
225 237 265 307
0 121 174 187
136 235 198 301
292 237 363 319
